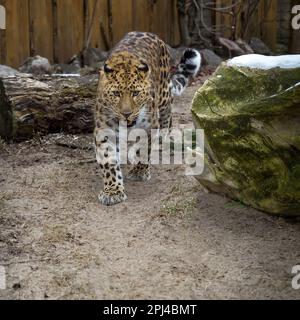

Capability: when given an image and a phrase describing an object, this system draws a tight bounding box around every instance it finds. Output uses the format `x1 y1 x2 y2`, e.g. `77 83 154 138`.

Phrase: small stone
19 55 52 75
82 48 108 67
200 49 223 68
249 37 273 55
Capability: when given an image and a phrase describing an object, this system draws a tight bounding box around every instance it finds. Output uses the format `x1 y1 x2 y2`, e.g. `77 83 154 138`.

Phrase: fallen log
0 74 99 140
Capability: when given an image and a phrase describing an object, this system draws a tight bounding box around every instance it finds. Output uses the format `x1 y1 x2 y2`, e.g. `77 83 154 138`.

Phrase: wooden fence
0 0 180 67
0 0 285 69
215 0 278 50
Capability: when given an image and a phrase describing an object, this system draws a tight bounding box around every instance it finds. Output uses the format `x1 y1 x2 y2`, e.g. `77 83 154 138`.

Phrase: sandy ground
0 85 300 300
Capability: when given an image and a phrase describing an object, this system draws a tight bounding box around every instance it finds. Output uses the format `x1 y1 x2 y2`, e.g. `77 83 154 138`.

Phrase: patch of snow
227 54 300 69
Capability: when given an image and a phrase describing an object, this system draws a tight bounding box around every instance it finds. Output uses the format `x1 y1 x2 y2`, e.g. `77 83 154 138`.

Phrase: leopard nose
121 112 133 120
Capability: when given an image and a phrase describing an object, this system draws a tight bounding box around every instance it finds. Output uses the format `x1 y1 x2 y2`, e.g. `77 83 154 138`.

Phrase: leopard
94 32 201 206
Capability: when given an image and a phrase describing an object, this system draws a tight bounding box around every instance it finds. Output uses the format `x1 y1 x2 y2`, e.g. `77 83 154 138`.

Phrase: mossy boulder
192 61 300 216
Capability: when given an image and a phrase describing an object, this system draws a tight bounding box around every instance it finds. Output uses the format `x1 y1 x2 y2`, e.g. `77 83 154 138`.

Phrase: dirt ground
0 85 300 300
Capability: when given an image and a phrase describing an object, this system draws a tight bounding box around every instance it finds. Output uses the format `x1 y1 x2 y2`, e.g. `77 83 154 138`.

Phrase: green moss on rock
192 63 300 216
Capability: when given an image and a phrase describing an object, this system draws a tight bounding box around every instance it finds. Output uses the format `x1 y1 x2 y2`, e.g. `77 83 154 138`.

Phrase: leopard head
98 51 153 125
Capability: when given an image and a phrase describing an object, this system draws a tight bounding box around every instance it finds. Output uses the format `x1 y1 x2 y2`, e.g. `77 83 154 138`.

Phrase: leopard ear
138 62 149 73
104 63 114 73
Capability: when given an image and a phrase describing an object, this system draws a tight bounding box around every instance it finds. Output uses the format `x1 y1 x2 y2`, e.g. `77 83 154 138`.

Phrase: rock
81 47 108 67
191 56 300 216
52 54 84 75
80 62 104 76
68 54 82 69
249 37 273 55
52 63 81 75
235 39 254 54
0 65 21 77
19 55 52 75
216 37 245 58
200 49 223 68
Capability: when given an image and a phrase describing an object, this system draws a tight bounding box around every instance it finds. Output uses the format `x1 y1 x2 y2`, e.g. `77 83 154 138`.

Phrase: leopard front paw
98 190 127 206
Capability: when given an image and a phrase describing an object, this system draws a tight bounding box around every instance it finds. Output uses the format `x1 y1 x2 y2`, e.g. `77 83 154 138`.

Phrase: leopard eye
138 63 149 73
104 64 113 73
132 91 140 97
112 91 120 97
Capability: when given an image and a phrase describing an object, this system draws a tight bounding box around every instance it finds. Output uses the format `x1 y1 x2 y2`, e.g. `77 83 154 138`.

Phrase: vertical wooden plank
289 0 300 53
243 1 261 41
151 0 171 42
56 0 84 62
289 27 300 53
256 1 264 40
111 0 133 45
260 0 277 50
0 0 6 65
29 0 54 63
165 0 173 43
132 0 180 45
4 0 30 67
86 0 109 50
132 0 151 32
232 1 242 40
171 0 180 46
215 0 233 38
215 0 222 31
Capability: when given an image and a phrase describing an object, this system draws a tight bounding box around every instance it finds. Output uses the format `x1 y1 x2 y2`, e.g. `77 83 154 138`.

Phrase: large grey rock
192 55 300 216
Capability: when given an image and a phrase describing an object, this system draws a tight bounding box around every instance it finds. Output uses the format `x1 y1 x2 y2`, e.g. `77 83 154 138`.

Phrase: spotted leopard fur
95 32 201 206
